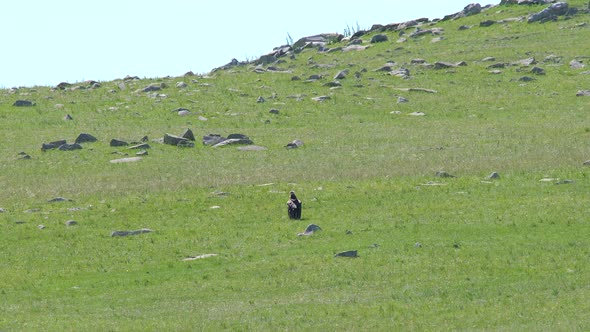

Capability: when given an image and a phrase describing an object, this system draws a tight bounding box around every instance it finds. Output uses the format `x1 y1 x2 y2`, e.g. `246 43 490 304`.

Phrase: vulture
287 191 302 219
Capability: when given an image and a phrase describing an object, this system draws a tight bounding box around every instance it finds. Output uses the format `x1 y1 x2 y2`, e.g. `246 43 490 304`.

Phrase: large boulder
528 2 569 23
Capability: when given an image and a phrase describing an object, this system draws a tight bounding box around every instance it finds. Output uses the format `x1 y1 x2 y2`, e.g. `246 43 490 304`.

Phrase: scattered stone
518 76 536 82
140 83 165 92
181 128 195 141
409 112 426 116
13 100 35 107
65 220 78 226
285 139 304 149
435 171 455 178
203 134 226 146
334 70 349 79
17 152 31 160
531 67 545 75
334 250 358 258
38 225 45 230
480 20 496 27
136 150 148 156
58 143 83 151
512 57 536 66
48 197 71 203
555 179 574 185
528 2 569 23
183 254 218 261
163 133 189 146
311 96 331 102
63 114 73 121
176 82 188 88
570 59 585 69
397 96 409 103
110 157 143 164
298 224 322 236
128 143 150 150
0 208 5 213
577 90 590 97
415 242 422 248
75 133 97 144
487 172 500 179
110 139 129 147
482 57 496 62
256 96 265 103
212 138 253 147
389 68 410 79
370 34 388 43
111 228 153 237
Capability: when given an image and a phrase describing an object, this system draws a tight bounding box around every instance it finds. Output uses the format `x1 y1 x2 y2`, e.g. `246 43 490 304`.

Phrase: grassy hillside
1 2 590 330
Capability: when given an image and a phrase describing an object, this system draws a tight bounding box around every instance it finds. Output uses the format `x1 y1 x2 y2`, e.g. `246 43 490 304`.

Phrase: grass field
1 1 590 330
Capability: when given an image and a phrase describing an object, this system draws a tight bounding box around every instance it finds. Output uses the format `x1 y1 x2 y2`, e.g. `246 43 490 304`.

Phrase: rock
111 229 153 237
41 140 68 151
487 172 500 179
56 82 73 90
256 96 265 103
13 100 35 107
110 157 143 164
519 76 536 82
389 68 410 78
136 150 148 156
434 61 459 69
323 81 341 87
75 133 97 144
203 134 226 146
269 108 280 114
128 143 150 150
38 225 45 230
212 138 253 147
528 2 569 23
583 160 590 166
397 96 409 103
531 67 546 75
435 171 455 178
285 139 304 149
335 250 358 258
48 197 71 203
65 220 78 226
576 90 590 96
334 70 349 80
140 83 165 92
370 34 388 43
181 128 195 141
182 254 218 261
480 20 496 27
298 224 322 236
311 96 331 102
63 114 73 121
177 141 195 148
58 143 83 151
512 57 536 66
110 139 129 147
570 59 585 69
176 82 188 88
163 133 189 146
409 112 426 116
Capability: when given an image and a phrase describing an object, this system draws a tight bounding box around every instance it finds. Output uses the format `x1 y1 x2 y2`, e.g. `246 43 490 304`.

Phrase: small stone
335 250 358 258
38 225 45 229
397 96 409 103
269 108 280 114
48 197 71 203
487 172 500 179
298 224 322 236
111 228 153 237
415 242 422 248
65 220 78 226
136 150 148 156
256 96 265 103
63 114 73 121
311 96 331 102
110 139 129 147
110 157 143 164
435 171 455 178
75 133 97 144
13 100 35 107
58 143 83 151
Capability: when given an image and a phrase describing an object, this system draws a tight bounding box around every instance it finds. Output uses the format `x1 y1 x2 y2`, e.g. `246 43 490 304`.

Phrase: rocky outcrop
528 2 569 23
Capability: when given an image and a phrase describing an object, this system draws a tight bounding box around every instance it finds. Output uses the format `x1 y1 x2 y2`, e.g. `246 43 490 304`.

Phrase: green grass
1 2 590 330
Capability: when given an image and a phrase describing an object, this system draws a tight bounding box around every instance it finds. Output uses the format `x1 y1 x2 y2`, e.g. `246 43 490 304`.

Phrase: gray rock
335 250 358 258
334 70 349 80
531 67 546 75
110 139 129 147
63 114 73 121
435 171 455 178
181 128 195 141
298 224 322 236
111 228 153 237
65 220 78 226
528 2 569 23
41 139 68 151
163 133 188 146
370 34 388 43
397 96 409 103
256 96 265 103
48 197 71 203
13 100 35 107
141 83 165 92
136 150 148 156
576 90 590 97
311 96 331 102
110 157 142 164
128 143 150 150
285 139 304 149
269 108 280 114
390 68 410 78
212 138 253 147
323 81 341 87
480 20 496 27
177 141 195 148
518 76 536 82
58 143 83 151
487 172 501 179
570 59 585 69
203 134 225 146
176 82 188 88
75 133 97 144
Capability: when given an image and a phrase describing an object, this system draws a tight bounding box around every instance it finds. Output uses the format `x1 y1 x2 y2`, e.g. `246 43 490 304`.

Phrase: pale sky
1 1 497 88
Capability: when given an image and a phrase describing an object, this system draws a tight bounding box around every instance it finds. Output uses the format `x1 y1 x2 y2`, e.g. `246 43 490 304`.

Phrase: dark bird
287 191 302 219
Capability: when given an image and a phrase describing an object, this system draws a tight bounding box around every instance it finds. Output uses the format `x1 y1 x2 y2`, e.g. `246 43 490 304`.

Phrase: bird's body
287 191 302 219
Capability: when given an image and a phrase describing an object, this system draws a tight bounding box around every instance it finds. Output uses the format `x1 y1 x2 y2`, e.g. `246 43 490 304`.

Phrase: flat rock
298 224 322 236
13 100 35 107
183 254 218 261
335 250 358 258
110 157 142 163
58 143 83 151
111 228 153 237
